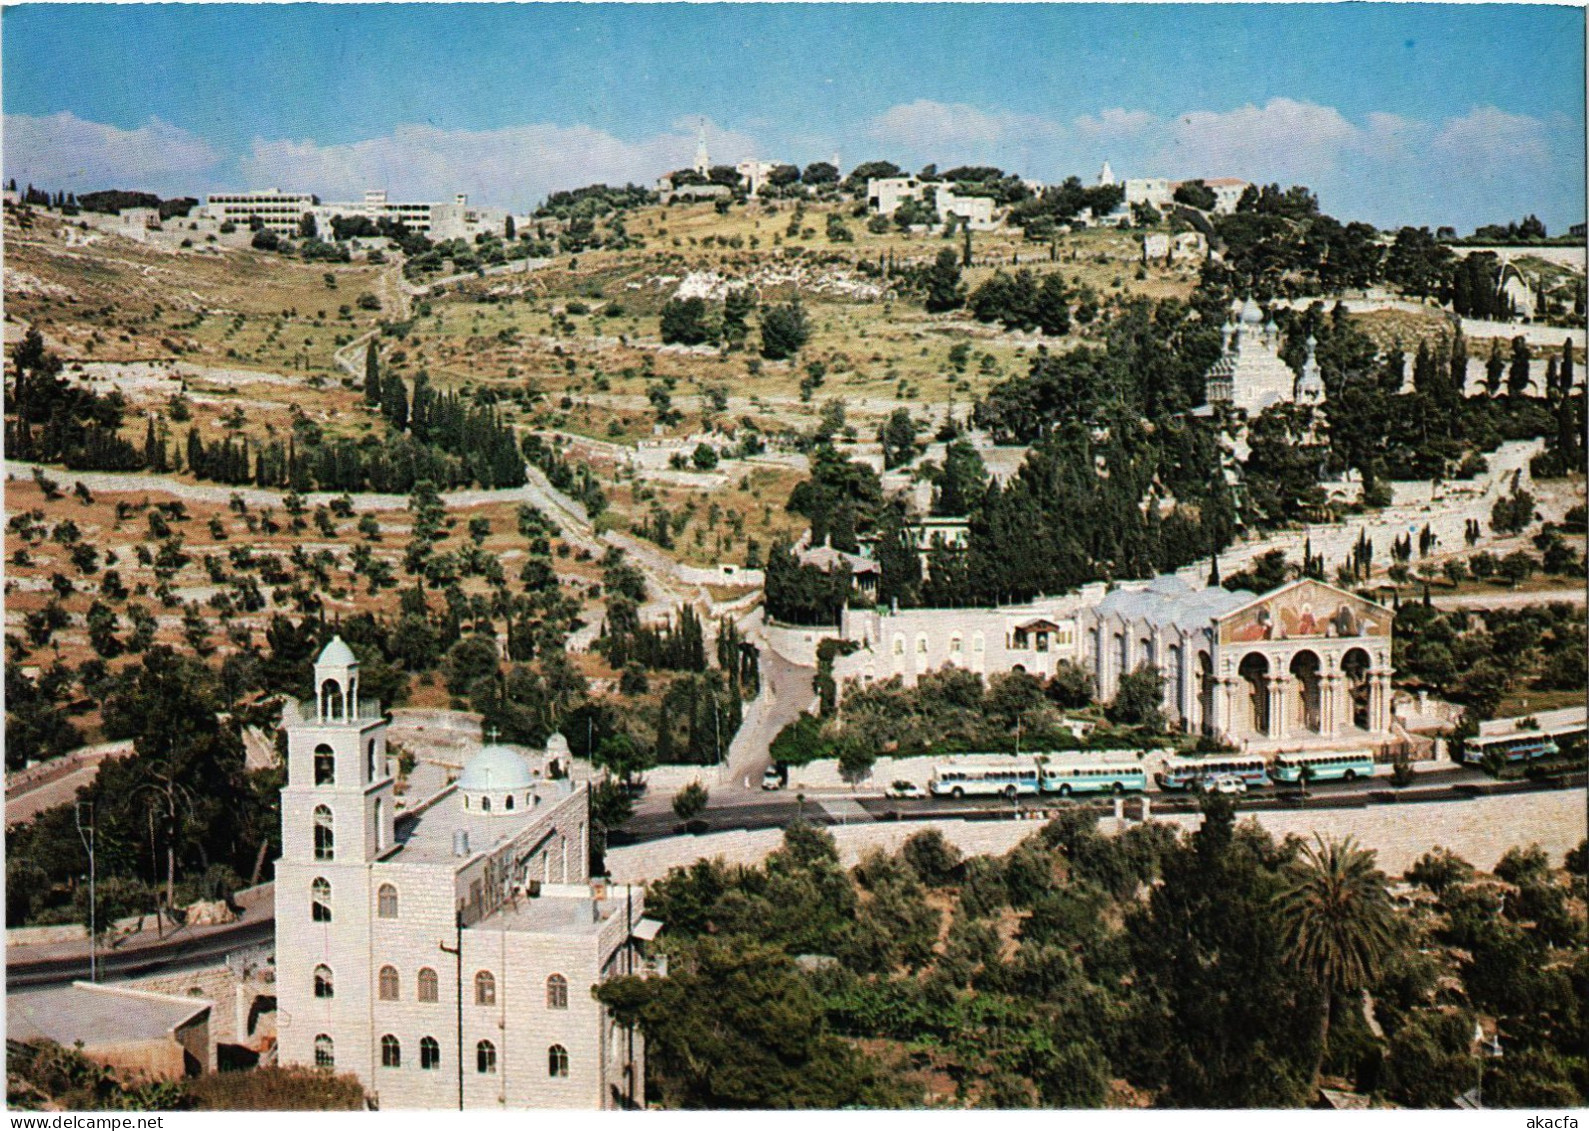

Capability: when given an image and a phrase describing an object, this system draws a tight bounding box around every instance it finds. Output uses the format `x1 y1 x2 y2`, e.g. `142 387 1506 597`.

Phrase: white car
1206 774 1248 796
760 767 784 791
886 781 926 800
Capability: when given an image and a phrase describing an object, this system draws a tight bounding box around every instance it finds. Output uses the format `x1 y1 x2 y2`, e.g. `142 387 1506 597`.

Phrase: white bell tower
282 635 394 867
276 635 395 1081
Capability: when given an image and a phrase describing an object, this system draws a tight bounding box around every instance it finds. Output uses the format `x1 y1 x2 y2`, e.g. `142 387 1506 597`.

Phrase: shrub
185 1065 368 1110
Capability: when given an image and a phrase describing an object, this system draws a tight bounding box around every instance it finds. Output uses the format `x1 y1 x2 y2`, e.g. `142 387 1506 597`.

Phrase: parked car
1206 773 1248 796
885 780 925 800
761 766 784 791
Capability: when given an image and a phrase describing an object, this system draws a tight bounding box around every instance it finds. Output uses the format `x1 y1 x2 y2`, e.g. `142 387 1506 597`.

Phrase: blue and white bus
1271 749 1377 784
929 763 1041 799
1462 733 1561 766
1040 757 1148 797
1157 753 1271 791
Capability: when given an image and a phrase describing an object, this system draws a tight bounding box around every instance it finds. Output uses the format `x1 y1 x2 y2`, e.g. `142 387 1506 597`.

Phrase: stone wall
604 789 1587 883
130 961 276 1061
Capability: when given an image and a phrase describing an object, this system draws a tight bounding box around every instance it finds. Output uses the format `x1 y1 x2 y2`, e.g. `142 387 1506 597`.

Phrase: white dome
457 745 534 793
317 635 357 666
544 732 570 758
1239 298 1264 325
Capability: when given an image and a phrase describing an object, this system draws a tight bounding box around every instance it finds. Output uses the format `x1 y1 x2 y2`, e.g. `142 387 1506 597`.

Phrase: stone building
1080 576 1394 751
818 576 1396 753
8 982 212 1080
831 586 1104 687
865 176 1000 231
275 639 655 1109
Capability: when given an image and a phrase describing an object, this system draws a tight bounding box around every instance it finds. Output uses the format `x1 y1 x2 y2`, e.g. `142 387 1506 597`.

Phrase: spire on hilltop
694 122 710 176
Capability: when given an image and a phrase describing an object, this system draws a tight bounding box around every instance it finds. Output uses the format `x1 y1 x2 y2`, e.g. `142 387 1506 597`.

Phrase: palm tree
1274 834 1398 1092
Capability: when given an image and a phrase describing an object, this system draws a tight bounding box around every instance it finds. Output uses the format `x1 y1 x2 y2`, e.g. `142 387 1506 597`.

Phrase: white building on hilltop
275 638 655 1110
866 176 999 231
202 189 512 244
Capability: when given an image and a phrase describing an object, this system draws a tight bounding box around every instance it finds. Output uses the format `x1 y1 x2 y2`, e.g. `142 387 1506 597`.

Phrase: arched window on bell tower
320 678 343 720
314 744 335 786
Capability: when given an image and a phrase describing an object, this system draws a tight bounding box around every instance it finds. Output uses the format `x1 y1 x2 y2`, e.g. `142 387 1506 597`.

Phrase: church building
1203 298 1325 415
275 638 655 1109
822 576 1396 754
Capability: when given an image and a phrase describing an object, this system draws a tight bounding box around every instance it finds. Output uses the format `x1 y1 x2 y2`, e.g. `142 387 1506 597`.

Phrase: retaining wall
604 788 1586 883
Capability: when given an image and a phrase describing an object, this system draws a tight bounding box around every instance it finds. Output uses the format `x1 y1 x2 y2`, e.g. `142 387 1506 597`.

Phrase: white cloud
1431 105 1550 167
3 111 222 194
1157 98 1359 182
237 119 761 212
1072 108 1156 139
868 100 1063 158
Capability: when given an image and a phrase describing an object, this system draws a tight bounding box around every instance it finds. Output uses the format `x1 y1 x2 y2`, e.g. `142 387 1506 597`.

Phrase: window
367 739 378 780
477 1040 497 1075
379 965 399 1001
1036 632 1049 653
313 805 334 861
420 1037 441 1070
381 1034 401 1068
314 1034 335 1068
916 636 928 654
377 883 398 919
504 795 515 811
949 635 962 654
481 796 492 813
546 973 568 1010
1013 628 1028 649
373 799 384 852
320 678 342 720
314 964 334 999
311 877 332 922
893 635 904 656
548 1044 569 1078
417 967 439 1003
474 970 496 1006
314 744 335 786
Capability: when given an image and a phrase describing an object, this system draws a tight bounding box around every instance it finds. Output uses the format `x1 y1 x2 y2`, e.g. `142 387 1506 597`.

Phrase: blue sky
4 4 1584 232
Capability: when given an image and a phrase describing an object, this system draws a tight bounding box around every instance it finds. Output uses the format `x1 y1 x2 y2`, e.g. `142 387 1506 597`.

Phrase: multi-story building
203 190 319 236
202 189 511 244
866 177 1000 231
1123 176 1250 215
275 638 654 1110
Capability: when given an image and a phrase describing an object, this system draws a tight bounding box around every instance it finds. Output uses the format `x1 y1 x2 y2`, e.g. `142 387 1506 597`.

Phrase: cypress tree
364 342 381 406
382 372 409 431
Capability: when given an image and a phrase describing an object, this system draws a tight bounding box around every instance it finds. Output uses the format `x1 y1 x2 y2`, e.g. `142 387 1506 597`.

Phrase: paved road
7 883 275 990
6 460 557 513
1430 586 1586 610
13 772 1577 989
616 764 1499 840
6 917 276 990
6 742 135 828
723 645 817 792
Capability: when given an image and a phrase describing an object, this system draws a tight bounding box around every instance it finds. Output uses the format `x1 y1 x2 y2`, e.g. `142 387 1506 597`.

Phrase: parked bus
1157 753 1271 791
1462 733 1561 766
1271 749 1377 784
930 763 1041 799
1040 757 1148 797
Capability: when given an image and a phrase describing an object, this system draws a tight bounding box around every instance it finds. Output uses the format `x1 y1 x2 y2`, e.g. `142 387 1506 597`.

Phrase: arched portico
1289 650 1323 734
1237 652 1271 738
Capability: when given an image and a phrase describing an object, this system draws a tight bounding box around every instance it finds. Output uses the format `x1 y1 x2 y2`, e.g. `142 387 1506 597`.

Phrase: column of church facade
1267 670 1291 739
